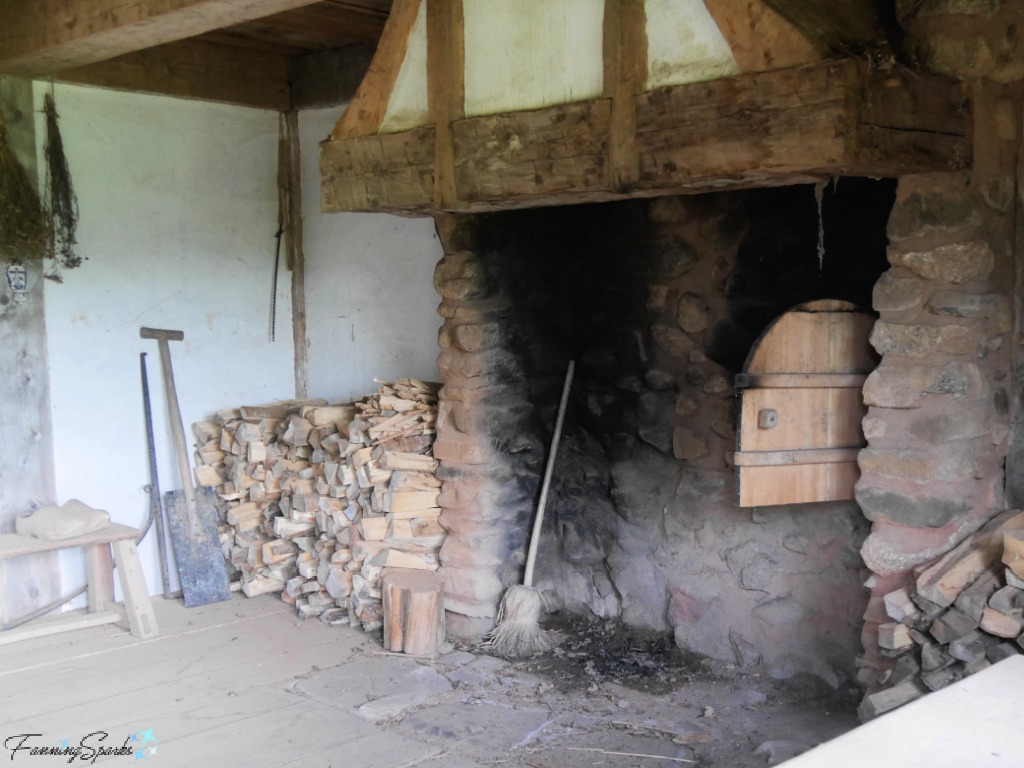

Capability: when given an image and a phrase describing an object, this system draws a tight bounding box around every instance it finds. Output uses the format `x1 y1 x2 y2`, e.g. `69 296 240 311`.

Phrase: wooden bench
0 523 159 646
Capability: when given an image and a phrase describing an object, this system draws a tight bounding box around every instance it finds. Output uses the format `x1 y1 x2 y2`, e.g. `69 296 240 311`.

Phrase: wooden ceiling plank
55 37 291 111
0 0 325 76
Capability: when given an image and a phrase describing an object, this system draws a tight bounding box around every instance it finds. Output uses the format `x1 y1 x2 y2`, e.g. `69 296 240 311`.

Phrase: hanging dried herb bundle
42 92 81 280
0 109 48 263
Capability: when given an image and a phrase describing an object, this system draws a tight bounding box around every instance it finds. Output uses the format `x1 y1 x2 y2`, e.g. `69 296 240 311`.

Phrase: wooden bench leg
85 543 114 614
111 539 159 640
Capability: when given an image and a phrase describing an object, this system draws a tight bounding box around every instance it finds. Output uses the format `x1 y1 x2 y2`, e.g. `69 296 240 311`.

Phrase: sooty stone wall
433 181 895 685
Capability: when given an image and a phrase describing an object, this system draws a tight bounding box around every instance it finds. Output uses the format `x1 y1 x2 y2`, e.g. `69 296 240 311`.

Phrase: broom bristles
485 585 553 659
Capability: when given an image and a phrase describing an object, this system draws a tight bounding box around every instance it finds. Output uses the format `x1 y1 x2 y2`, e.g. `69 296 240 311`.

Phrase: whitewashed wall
301 107 442 400
37 84 294 602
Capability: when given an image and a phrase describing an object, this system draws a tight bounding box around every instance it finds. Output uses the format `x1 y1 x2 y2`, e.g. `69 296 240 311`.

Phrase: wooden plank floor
0 595 453 766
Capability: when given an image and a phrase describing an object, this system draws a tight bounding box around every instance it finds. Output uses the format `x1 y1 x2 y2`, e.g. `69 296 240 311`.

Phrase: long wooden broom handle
522 360 575 588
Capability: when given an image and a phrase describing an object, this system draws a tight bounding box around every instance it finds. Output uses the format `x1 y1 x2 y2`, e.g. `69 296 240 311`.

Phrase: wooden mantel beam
320 59 972 216
0 0 323 76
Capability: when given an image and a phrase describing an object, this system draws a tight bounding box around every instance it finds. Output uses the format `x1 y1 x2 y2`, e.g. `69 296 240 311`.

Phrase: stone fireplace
317 0 1024 701
431 137 1019 689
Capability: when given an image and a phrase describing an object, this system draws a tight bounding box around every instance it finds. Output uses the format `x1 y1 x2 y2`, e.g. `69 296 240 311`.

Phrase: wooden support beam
0 76 61 622
56 38 291 111
280 111 307 399
0 0 323 76
426 0 465 211
319 59 972 215
331 0 423 141
604 0 647 193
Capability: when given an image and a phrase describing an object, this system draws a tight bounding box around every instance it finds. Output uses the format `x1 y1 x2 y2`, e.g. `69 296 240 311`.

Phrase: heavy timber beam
0 0 322 76
56 38 291 111
320 59 972 215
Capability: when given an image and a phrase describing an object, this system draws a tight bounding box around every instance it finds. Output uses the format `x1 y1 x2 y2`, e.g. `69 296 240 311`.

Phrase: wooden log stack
190 378 443 632
860 509 1024 721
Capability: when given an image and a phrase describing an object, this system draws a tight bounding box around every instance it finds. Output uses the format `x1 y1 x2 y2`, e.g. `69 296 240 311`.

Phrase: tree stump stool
382 569 445 656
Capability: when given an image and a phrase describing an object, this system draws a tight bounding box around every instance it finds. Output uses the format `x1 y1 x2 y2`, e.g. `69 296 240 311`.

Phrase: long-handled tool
140 327 230 608
487 360 575 658
140 352 172 599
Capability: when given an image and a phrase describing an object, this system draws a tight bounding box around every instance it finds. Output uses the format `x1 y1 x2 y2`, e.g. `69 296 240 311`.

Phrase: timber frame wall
319 0 973 217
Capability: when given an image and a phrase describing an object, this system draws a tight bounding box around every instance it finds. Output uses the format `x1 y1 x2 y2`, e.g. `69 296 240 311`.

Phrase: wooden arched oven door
734 300 879 507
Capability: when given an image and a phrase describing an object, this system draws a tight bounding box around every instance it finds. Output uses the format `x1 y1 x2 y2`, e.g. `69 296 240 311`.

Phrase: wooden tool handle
522 360 574 588
155 338 200 537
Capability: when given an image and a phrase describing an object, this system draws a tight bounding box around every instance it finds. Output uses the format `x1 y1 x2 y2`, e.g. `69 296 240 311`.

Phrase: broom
487 360 575 658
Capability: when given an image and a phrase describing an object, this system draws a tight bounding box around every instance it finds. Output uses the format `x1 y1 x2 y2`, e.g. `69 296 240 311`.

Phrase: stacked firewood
190 378 443 632
860 509 1024 720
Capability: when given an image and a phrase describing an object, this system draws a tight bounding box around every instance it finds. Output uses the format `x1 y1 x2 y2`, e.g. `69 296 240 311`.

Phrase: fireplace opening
436 178 896 687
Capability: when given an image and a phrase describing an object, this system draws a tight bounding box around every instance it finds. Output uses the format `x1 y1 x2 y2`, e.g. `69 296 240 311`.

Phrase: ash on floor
293 616 861 767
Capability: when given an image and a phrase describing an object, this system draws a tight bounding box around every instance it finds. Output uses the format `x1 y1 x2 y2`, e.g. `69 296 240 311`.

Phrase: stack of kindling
190 378 443 631
860 509 1024 720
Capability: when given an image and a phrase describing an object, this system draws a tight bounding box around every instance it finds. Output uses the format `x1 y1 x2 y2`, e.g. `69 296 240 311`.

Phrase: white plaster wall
647 0 739 88
36 84 294 602
463 0 605 117
302 107 441 400
379 0 429 134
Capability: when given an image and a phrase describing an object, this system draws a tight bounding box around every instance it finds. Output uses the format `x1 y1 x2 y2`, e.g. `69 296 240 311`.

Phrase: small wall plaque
6 264 27 303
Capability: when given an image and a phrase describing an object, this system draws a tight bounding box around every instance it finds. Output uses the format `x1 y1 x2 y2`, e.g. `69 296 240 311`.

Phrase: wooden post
85 543 115 613
281 111 307 399
382 569 445 656
604 0 646 192
427 0 465 211
0 76 61 623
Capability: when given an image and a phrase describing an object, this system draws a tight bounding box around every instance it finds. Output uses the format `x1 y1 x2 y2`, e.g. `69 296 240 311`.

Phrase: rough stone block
437 347 523 386
434 436 491 465
858 446 976 485
453 322 503 352
651 324 694 356
751 597 806 627
649 236 697 278
927 292 1012 332
442 567 505 617
702 374 731 395
917 0 1000 18
647 284 669 312
863 363 988 409
675 394 697 416
440 532 507 568
909 403 991 444
873 270 925 311
673 426 709 460
894 242 994 284
936 325 978 355
434 251 490 300
887 189 979 241
921 34 995 79
676 293 709 333
856 482 972 528
870 321 939 357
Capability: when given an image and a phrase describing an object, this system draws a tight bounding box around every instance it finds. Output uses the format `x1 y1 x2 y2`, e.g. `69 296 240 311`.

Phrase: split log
382 569 445 656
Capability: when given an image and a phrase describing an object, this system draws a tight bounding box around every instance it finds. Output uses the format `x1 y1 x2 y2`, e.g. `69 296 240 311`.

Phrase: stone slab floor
0 595 857 766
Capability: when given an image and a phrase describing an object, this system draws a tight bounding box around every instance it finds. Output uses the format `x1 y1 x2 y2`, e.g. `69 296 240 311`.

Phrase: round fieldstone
648 196 689 223
936 325 977 355
673 427 708 460
645 369 676 391
702 374 731 395
676 293 709 333
870 321 940 357
647 284 669 312
887 190 978 241
675 394 698 416
651 324 695 357
649 237 697 278
896 242 995 285
873 270 924 311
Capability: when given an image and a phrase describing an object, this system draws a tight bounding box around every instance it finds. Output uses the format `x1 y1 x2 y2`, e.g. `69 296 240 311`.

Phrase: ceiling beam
0 0 323 76
56 38 291 111
320 60 972 215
